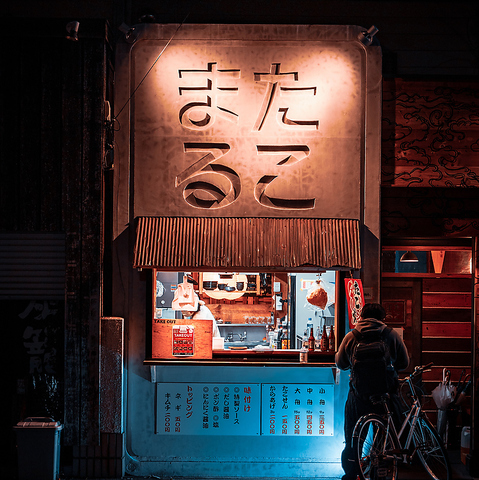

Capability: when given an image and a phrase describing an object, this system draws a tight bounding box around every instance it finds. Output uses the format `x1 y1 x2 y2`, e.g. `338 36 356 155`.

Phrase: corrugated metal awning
133 217 361 271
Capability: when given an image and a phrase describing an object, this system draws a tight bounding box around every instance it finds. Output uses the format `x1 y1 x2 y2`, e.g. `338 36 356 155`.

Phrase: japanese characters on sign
172 325 194 356
157 382 334 436
174 62 318 211
345 278 365 328
133 40 363 219
157 383 261 435
19 300 61 376
262 383 334 436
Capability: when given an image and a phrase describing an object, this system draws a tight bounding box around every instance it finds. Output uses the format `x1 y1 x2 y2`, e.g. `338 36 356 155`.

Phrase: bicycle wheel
353 414 399 480
412 415 451 480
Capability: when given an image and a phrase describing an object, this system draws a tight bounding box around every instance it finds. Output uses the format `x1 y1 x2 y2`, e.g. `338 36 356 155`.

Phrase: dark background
1 1 477 478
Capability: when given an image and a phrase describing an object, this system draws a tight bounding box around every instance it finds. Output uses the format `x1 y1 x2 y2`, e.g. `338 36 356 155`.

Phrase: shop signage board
157 383 261 435
262 383 334 436
123 25 376 220
156 382 334 436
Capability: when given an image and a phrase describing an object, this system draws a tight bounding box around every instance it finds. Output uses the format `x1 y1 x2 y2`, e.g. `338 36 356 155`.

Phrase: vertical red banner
344 279 365 328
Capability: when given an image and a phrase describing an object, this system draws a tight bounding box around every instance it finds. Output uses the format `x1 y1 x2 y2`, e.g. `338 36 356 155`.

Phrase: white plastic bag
305 279 334 311
431 368 456 409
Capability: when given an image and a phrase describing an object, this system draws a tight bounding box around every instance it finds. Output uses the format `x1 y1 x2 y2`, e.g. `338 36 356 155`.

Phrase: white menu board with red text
156 382 334 436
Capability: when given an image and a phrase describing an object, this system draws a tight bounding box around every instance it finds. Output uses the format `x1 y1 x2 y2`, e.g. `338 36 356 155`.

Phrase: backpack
350 327 393 399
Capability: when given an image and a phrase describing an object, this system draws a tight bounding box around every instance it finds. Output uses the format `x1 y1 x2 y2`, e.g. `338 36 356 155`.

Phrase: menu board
156 382 334 436
262 383 334 436
157 383 261 435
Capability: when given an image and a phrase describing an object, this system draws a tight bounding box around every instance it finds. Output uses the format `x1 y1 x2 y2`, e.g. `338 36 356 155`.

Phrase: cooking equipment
203 281 218 290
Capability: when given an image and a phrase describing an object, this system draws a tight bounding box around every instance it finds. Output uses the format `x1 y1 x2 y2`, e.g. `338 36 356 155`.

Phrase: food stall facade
113 23 381 478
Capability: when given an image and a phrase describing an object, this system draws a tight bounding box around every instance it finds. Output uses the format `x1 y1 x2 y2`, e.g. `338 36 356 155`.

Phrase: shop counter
144 349 336 365
130 359 348 479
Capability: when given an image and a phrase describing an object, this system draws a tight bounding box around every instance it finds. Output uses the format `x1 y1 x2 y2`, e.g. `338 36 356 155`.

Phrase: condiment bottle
308 327 315 352
328 325 335 352
320 325 328 352
315 326 321 350
299 345 308 363
277 325 283 349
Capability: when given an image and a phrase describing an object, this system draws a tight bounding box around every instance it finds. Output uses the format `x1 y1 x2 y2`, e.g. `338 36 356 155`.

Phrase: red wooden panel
422 322 471 337
422 337 471 351
421 367 471 383
422 351 471 367
422 308 471 322
423 277 472 293
422 292 471 308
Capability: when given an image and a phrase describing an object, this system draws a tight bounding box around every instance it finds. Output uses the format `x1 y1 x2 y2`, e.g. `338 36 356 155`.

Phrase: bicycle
352 362 451 480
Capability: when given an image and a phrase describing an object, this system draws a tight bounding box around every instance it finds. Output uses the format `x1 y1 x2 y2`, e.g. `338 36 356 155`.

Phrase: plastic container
299 347 308 363
461 426 470 465
14 417 63 480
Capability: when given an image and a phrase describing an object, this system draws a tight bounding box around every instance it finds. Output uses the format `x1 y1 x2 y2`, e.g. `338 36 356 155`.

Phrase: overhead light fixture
139 14 157 23
358 25 378 46
119 22 138 43
400 251 419 263
66 21 80 41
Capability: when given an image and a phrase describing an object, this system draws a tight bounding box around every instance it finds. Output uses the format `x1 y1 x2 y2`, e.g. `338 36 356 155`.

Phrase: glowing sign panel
157 383 261 435
156 382 334 436
131 29 370 219
262 383 334 436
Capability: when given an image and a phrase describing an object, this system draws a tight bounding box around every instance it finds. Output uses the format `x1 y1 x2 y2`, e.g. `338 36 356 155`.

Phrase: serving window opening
151 270 339 361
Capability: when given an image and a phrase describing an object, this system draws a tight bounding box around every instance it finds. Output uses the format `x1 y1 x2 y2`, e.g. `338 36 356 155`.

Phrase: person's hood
355 318 387 335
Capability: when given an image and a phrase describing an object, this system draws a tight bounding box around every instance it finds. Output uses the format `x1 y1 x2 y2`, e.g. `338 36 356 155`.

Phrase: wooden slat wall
421 277 472 439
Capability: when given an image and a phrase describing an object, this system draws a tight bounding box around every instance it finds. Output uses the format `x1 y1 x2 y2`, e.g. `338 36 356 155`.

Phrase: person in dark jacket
335 303 409 480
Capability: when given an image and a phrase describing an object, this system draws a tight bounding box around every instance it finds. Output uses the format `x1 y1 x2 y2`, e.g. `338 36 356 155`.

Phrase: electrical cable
114 12 190 121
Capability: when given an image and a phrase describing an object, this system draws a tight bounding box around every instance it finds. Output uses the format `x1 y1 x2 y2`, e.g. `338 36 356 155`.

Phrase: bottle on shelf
302 328 308 349
277 325 283 349
281 317 289 349
306 317 313 333
299 344 308 363
315 326 321 350
320 325 328 352
328 325 335 352
308 327 315 352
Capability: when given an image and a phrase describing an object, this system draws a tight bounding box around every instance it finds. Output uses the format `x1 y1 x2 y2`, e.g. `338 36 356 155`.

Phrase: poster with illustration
344 279 364 328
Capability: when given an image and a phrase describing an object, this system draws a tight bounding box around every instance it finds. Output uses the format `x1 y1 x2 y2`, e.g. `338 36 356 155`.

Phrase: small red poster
344 279 365 328
172 325 195 356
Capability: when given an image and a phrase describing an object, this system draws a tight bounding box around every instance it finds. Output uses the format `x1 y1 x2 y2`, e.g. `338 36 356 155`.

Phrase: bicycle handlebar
404 362 434 381
417 362 434 372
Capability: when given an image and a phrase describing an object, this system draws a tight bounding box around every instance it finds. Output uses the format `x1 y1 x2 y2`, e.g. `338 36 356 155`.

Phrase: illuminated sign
262 383 334 436
157 383 261 435
126 25 376 219
156 382 334 436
